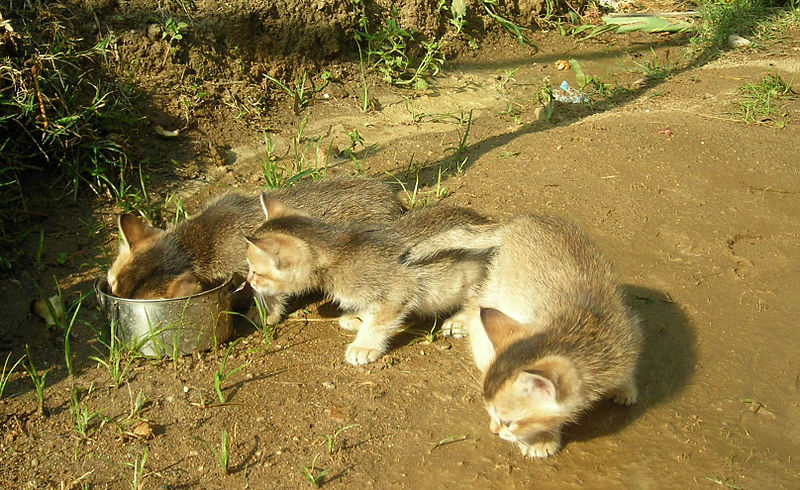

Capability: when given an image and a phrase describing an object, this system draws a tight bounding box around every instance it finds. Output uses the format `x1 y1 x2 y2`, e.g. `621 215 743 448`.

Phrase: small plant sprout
445 109 474 156
127 384 149 420
162 18 187 46
214 341 249 404
223 297 275 353
346 128 364 151
407 317 439 345
326 424 359 455
196 430 231 475
301 454 330 488
69 385 102 438
126 446 149 490
23 345 48 415
390 172 425 209
1 352 26 399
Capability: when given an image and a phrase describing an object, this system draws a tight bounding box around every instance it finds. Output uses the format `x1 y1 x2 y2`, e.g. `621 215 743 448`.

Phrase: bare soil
1 2 799 489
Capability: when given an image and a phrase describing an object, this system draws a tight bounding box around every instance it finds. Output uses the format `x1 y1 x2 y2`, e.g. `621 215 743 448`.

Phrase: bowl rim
94 276 234 304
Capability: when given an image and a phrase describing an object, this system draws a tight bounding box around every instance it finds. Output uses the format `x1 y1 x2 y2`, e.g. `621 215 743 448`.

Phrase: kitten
245 199 489 365
108 176 404 306
402 215 642 458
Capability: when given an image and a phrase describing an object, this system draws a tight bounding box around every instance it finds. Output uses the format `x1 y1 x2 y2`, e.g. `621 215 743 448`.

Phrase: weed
445 109 474 156
165 194 189 225
125 447 149 490
301 454 330 488
390 172 427 209
0 3 139 236
23 345 48 415
196 430 231 475
214 341 249 404
90 326 136 388
264 71 331 115
628 49 674 82
735 73 796 126
263 117 327 189
326 424 359 455
694 0 773 49
69 385 102 438
355 42 374 112
224 297 275 353
435 166 450 198
407 317 439 345
346 129 365 151
482 0 539 49
353 0 445 89
127 386 149 420
0 352 26 399
442 0 468 33
162 18 188 46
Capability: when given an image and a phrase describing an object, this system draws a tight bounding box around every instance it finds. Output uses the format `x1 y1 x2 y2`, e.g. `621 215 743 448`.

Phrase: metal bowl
94 277 235 357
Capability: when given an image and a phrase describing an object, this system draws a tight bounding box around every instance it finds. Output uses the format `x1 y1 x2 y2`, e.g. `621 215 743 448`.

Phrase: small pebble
183 386 189 393
30 458 39 467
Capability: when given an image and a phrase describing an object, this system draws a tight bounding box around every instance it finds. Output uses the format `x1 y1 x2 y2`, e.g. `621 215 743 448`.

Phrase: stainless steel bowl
94 278 235 357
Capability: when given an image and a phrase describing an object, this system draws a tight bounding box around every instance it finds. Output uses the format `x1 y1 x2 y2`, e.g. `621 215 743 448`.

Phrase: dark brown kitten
108 176 404 300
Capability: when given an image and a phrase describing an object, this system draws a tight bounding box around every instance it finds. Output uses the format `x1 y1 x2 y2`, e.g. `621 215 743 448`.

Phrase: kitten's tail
401 223 503 265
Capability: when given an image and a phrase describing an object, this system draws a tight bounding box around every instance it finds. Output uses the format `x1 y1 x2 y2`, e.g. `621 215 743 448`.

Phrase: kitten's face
245 234 315 296
486 373 564 444
479 308 574 448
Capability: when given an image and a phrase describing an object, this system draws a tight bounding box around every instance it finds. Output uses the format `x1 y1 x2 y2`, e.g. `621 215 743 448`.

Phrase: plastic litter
553 81 589 104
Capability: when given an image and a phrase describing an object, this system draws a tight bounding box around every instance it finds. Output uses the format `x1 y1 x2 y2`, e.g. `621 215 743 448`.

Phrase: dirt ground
1 2 799 489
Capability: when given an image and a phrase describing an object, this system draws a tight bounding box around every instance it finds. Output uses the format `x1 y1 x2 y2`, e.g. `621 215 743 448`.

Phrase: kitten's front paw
345 344 383 365
265 312 283 326
519 439 560 459
611 385 638 406
338 314 363 331
441 317 466 338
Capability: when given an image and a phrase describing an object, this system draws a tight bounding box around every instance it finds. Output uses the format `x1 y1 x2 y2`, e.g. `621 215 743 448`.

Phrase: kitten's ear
118 213 161 251
260 194 311 221
521 356 580 402
165 271 204 298
480 307 527 353
260 195 291 221
514 371 559 403
247 234 311 270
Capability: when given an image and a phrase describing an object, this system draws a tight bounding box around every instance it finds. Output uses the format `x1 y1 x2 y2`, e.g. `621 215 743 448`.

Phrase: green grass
262 116 328 189
0 2 146 272
301 454 330 488
353 0 445 89
0 352 26 400
201 430 231 475
735 73 796 126
214 341 249 404
23 345 48 415
326 424 359 455
694 0 800 50
69 385 103 438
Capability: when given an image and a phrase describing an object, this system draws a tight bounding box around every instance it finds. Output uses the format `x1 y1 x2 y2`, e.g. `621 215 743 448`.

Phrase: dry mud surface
1 5 799 489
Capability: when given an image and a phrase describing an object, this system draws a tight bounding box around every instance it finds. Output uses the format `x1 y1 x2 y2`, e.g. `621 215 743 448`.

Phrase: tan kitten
108 176 404 301
246 199 489 365
403 215 642 458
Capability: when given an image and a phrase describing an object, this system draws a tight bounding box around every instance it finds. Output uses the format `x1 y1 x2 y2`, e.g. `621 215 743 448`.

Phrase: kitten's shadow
563 285 697 445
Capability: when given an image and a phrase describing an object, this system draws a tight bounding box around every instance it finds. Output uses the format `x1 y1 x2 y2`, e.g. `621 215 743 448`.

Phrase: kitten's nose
489 419 501 435
247 271 254 283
